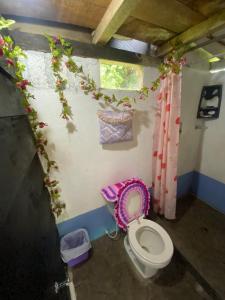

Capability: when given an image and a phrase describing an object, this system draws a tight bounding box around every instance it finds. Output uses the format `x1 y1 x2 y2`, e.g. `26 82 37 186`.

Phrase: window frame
99 59 143 92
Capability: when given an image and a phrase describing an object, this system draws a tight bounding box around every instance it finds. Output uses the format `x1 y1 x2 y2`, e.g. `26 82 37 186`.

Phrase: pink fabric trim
101 178 150 230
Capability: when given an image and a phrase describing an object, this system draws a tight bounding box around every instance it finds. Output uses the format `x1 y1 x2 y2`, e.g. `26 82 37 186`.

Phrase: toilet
101 178 174 279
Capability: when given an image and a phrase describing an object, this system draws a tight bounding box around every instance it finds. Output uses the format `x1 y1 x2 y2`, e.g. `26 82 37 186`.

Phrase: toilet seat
128 218 173 266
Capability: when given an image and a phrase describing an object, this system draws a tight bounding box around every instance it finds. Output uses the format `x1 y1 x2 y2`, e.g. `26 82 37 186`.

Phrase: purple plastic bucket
67 251 89 267
60 228 91 267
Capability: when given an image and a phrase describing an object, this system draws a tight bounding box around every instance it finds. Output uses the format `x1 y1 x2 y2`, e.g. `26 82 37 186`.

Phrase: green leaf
0 17 15 30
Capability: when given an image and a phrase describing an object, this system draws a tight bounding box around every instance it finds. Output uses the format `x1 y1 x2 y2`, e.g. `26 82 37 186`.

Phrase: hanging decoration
0 16 185 219
0 18 65 217
97 110 134 144
47 35 186 119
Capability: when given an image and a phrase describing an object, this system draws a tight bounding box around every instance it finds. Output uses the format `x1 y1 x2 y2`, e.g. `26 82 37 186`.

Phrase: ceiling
1 0 225 60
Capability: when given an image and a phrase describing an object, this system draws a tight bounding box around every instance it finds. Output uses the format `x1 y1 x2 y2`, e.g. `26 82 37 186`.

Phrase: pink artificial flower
53 36 60 44
16 79 30 90
123 102 131 108
0 35 4 46
6 58 14 66
25 106 33 113
39 122 48 128
180 57 187 66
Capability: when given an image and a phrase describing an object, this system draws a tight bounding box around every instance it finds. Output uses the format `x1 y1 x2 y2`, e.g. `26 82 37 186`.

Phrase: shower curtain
152 72 181 219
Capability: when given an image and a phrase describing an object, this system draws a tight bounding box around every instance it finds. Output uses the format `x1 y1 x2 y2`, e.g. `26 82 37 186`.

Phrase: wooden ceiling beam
157 8 225 57
92 0 141 45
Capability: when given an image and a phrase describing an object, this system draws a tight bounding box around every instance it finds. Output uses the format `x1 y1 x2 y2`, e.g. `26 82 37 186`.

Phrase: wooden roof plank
0 0 111 29
157 8 225 56
92 0 141 45
117 17 175 45
178 0 225 17
131 0 205 33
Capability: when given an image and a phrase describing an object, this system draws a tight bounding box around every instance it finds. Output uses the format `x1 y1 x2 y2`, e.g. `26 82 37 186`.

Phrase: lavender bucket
60 229 91 267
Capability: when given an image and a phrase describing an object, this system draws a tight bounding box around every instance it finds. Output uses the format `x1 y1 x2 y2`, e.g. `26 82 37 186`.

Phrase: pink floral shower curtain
152 72 182 219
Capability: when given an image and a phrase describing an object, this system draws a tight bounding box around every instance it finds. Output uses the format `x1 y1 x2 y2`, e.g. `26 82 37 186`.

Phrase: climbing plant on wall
47 35 186 121
0 18 65 217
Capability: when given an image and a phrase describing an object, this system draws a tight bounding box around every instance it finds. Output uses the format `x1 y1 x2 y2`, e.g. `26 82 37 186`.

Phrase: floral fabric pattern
152 72 181 219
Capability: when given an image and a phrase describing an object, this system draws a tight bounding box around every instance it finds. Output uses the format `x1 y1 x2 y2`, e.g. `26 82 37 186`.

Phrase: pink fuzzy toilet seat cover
101 178 150 230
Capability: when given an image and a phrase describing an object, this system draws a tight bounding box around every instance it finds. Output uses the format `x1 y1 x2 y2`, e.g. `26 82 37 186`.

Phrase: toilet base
124 236 158 279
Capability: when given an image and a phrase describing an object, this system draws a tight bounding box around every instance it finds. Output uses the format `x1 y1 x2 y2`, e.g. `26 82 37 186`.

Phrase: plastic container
60 228 91 267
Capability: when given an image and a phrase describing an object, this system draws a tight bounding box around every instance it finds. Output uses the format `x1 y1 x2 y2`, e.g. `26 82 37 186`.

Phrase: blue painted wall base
57 205 116 241
57 171 225 240
178 171 225 215
177 171 194 198
192 172 225 214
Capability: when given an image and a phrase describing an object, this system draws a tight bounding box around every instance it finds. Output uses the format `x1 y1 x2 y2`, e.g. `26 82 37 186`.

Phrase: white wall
178 66 225 185
24 51 158 222
197 72 225 184
178 67 210 176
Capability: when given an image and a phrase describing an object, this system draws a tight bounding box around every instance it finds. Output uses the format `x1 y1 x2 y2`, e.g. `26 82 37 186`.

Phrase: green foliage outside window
100 59 143 91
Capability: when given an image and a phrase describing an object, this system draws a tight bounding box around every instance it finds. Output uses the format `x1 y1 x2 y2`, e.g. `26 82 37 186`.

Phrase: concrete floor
157 195 225 300
73 235 211 300
72 195 225 300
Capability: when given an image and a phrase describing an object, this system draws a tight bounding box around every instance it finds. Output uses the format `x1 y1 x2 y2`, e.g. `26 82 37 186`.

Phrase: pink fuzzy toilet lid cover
101 178 150 230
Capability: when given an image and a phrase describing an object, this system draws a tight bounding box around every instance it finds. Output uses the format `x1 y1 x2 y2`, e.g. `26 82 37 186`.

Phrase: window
99 59 143 91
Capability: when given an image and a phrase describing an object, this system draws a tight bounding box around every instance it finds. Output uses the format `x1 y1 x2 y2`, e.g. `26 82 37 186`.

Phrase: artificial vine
0 18 65 217
0 16 185 219
47 35 186 119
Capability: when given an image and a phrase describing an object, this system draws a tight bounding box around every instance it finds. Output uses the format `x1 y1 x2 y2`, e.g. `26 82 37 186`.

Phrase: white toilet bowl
101 178 174 279
125 217 174 279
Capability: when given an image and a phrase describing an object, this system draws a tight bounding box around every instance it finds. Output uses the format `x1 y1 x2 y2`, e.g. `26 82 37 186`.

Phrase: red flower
174 176 177 182
166 103 170 112
16 79 30 90
0 48 3 58
25 106 33 113
153 151 158 157
152 182 155 188
53 36 60 44
0 35 4 46
123 103 131 108
157 175 161 181
6 58 14 66
176 117 180 125
180 57 187 66
39 122 48 128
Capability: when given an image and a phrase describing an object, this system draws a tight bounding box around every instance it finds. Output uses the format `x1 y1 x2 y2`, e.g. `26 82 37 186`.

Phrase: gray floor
157 195 225 300
73 235 211 300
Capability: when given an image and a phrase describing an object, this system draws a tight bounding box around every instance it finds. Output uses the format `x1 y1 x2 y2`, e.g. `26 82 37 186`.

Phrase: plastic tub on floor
60 228 91 267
